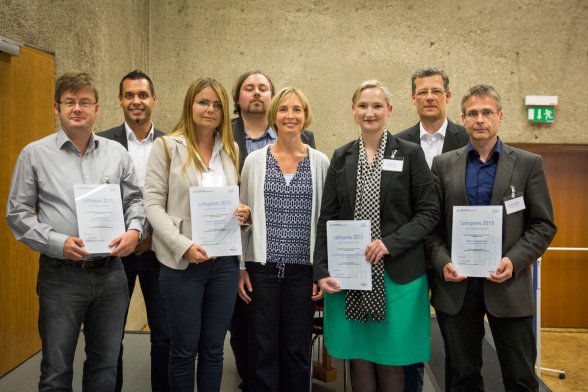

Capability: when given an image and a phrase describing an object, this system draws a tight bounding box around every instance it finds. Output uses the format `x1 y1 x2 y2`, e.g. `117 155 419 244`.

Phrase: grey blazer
144 135 239 270
395 119 469 153
428 143 557 317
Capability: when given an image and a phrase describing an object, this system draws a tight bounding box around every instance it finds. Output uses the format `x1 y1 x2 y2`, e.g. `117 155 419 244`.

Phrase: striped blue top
264 149 313 265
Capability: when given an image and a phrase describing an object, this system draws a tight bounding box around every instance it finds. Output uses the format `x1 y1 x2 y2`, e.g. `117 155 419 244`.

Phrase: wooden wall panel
0 46 55 376
513 144 588 328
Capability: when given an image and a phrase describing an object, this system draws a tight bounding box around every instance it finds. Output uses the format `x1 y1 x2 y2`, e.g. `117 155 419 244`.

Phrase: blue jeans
246 262 315 392
116 250 170 392
37 255 129 392
159 256 239 392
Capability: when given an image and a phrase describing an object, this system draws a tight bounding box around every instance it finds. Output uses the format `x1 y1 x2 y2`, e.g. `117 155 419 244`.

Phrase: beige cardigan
144 135 239 270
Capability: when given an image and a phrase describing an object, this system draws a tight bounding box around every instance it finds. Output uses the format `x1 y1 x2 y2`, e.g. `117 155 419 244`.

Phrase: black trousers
436 278 538 392
246 262 315 392
115 251 170 392
229 294 249 388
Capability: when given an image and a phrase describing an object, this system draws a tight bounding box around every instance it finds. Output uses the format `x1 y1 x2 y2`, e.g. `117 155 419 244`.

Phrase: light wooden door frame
0 46 55 376
512 143 588 328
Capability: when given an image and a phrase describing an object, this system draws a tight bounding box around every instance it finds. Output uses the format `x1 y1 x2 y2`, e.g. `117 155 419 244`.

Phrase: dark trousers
436 278 538 392
115 250 170 392
404 362 424 392
229 295 249 388
246 262 315 392
37 255 128 392
159 256 239 392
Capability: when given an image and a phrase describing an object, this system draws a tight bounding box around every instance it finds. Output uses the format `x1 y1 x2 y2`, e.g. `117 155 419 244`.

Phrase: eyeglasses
415 89 446 99
194 99 222 111
60 99 96 108
465 110 497 119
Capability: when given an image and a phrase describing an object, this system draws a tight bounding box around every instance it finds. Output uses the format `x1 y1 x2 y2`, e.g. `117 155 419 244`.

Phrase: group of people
6 66 556 392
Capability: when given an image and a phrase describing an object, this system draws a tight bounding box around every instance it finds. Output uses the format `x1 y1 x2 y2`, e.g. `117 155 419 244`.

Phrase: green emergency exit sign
527 107 555 123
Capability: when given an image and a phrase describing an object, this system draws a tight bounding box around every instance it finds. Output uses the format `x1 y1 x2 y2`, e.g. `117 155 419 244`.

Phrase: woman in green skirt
313 80 439 391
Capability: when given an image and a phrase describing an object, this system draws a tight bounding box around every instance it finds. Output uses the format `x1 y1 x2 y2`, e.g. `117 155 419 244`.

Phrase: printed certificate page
327 220 372 290
451 206 503 277
74 184 126 256
190 185 241 257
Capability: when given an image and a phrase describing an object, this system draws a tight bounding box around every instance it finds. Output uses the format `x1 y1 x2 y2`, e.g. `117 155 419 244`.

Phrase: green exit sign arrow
528 107 555 123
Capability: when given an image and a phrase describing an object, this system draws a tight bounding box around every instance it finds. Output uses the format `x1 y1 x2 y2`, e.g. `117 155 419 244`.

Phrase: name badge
503 193 525 214
382 158 404 172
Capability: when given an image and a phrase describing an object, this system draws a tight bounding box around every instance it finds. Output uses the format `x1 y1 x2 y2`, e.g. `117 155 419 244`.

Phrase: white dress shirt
125 123 155 188
419 118 448 168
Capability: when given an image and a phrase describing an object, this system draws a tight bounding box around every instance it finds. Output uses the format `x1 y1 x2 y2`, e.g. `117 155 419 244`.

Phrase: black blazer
99 123 165 149
231 117 316 173
313 132 439 284
395 119 469 153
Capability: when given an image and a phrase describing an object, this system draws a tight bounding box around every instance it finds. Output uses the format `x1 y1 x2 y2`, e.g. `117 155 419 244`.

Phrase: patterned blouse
264 149 313 265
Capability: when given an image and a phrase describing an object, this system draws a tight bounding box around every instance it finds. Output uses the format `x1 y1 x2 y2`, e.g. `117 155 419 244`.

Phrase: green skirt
324 273 431 366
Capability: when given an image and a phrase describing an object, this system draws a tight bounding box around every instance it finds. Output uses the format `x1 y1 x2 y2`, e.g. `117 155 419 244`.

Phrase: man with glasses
230 70 315 391
100 70 170 392
397 66 468 169
6 71 145 391
397 66 468 392
428 84 556 391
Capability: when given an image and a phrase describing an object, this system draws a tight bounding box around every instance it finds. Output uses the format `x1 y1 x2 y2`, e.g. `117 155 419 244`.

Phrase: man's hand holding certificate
74 184 126 257
451 206 503 277
326 220 372 290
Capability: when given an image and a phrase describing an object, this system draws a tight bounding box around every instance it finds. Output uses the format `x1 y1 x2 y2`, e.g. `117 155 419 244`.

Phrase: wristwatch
131 229 143 243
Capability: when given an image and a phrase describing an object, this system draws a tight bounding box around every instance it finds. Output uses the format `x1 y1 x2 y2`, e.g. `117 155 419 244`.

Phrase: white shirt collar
419 118 448 140
125 122 155 143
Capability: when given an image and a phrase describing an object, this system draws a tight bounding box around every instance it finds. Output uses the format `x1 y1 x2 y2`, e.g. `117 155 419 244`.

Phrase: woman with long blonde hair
145 77 250 392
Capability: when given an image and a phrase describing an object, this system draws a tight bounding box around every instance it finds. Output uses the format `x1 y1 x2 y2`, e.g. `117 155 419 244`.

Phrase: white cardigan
240 145 330 269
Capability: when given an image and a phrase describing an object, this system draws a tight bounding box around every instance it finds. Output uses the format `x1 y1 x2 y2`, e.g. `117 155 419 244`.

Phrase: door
0 46 55 376
513 143 588 328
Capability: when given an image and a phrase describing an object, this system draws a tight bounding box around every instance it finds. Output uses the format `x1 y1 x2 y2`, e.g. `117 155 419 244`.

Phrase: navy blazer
313 132 439 284
428 143 557 317
231 117 316 173
395 119 469 153
99 123 165 149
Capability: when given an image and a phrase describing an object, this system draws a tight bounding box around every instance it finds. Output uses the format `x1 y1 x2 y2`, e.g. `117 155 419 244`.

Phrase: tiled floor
1 327 584 391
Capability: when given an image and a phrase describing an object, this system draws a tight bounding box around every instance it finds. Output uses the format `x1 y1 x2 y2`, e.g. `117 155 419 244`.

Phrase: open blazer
313 131 439 284
144 135 239 270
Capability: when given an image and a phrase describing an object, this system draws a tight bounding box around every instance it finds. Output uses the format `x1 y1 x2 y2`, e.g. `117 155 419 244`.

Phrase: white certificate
451 206 503 277
327 220 372 290
190 185 241 257
74 184 126 256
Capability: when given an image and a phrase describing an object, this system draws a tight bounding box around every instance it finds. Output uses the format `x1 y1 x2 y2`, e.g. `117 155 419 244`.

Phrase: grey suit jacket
231 117 316 172
395 119 469 153
428 143 557 317
99 123 165 148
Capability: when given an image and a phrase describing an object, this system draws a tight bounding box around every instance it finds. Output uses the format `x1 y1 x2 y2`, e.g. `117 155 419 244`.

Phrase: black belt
40 254 118 269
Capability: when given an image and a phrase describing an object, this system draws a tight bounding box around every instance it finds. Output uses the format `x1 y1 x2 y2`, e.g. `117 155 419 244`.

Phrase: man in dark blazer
229 70 316 390
428 84 556 391
396 66 468 168
100 70 170 392
396 66 468 392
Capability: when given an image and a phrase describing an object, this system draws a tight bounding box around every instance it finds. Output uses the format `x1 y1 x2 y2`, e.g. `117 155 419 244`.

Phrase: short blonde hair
351 80 393 105
266 87 313 132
